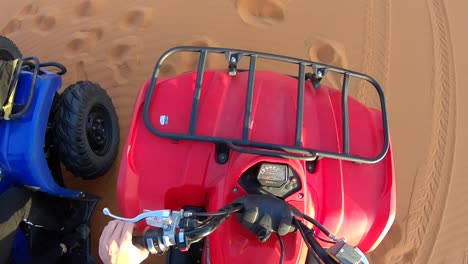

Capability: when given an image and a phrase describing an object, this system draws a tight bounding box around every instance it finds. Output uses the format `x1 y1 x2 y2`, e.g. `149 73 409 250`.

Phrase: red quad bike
103 47 395 264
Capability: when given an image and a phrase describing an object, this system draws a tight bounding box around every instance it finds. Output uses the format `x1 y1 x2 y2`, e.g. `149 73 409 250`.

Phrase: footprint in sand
74 0 94 17
1 19 23 35
20 3 40 16
308 38 348 67
34 14 56 32
74 0 108 18
87 26 104 41
159 64 177 77
234 0 287 28
75 60 89 81
64 27 103 57
65 38 87 56
115 62 133 83
306 37 349 89
174 37 223 73
107 37 140 84
2 4 56 35
120 7 153 30
109 43 133 62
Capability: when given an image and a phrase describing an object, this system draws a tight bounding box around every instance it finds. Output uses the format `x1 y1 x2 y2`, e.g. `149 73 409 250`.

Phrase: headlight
257 163 288 187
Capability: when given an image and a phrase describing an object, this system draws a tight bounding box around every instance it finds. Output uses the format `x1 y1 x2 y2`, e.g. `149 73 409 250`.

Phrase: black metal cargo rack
143 46 389 164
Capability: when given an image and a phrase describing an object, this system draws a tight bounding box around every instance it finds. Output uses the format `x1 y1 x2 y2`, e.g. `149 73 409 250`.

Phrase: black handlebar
132 228 167 255
126 199 361 264
130 205 242 255
132 236 146 251
183 214 228 246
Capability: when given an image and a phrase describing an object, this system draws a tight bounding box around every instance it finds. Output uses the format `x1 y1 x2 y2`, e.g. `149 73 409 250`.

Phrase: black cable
303 227 336 244
300 213 332 238
190 211 229 217
188 204 243 218
184 215 227 246
183 205 243 246
314 235 337 244
275 233 284 264
294 218 321 264
299 222 338 264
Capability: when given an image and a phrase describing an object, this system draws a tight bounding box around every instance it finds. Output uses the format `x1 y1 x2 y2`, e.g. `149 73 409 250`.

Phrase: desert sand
2 0 467 263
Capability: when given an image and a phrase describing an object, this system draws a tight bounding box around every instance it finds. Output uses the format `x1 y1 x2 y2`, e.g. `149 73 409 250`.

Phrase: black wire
300 213 332 237
314 235 337 244
275 233 284 264
298 222 338 264
190 211 228 217
189 204 243 217
294 218 321 264
303 227 336 244
187 205 243 228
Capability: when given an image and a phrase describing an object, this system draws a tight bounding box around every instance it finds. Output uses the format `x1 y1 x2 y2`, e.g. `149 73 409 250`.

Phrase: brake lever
103 207 185 250
103 208 175 228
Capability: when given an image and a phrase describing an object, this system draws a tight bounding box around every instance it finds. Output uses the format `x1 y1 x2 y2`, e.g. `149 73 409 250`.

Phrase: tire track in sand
355 0 391 108
463 248 468 264
387 0 456 263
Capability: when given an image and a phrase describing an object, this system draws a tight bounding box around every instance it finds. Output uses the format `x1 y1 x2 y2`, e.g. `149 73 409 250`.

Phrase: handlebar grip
133 228 167 255
132 236 147 251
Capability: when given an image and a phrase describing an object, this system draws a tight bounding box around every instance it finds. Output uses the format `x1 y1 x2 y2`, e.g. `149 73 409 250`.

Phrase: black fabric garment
0 187 64 264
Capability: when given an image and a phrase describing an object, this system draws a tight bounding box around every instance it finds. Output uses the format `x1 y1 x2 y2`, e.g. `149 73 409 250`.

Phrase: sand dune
2 0 467 263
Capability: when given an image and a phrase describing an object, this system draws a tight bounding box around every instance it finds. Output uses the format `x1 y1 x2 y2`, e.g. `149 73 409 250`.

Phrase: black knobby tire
54 81 119 179
0 35 22 60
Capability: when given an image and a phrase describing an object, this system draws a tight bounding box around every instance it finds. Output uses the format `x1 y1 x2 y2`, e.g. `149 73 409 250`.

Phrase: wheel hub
86 105 112 156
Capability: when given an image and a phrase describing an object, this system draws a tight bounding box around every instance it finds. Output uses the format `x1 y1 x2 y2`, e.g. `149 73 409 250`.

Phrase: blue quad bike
0 35 119 263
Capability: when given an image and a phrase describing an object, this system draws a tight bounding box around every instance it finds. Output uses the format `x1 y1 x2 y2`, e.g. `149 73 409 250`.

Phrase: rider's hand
234 194 296 242
99 220 149 264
